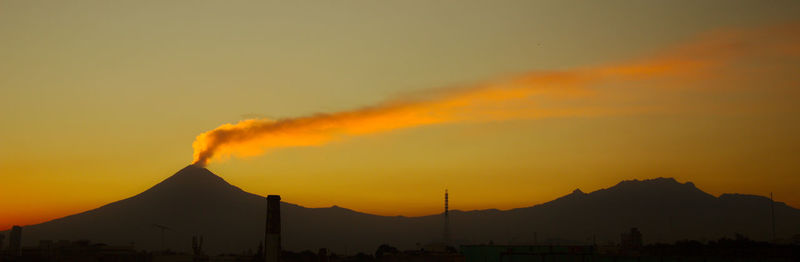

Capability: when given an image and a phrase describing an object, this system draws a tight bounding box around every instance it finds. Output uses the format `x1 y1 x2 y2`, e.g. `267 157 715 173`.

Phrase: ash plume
192 23 800 166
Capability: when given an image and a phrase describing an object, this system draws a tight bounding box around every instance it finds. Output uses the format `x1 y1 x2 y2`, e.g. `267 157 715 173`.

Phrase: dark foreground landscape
2 165 799 261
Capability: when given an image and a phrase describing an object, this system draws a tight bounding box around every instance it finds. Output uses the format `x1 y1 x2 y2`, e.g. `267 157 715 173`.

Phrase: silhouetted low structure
620 227 643 254
318 248 329 262
375 250 462 262
461 245 594 262
4 239 146 262
461 240 800 262
9 226 22 257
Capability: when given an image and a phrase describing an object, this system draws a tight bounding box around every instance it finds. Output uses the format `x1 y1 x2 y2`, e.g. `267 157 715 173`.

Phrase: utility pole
444 189 451 246
770 192 776 242
152 224 171 251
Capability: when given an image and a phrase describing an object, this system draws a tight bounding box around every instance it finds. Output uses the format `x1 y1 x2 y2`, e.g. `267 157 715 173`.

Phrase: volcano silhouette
9 166 800 254
17 165 272 252
15 165 429 254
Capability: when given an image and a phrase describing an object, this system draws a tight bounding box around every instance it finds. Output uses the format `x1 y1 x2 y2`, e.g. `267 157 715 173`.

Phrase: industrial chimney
265 195 281 262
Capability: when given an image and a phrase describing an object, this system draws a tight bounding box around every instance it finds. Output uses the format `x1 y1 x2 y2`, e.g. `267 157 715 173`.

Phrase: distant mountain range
4 165 799 254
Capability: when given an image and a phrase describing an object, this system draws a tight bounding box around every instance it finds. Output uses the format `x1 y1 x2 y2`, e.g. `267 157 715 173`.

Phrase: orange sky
2 1 800 231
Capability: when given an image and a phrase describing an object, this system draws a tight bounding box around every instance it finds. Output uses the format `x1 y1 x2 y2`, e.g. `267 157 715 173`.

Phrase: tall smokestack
9 225 22 256
265 195 281 262
443 189 450 246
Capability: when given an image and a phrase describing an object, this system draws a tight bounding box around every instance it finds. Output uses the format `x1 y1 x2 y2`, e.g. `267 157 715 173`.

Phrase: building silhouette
9 225 22 256
621 227 643 251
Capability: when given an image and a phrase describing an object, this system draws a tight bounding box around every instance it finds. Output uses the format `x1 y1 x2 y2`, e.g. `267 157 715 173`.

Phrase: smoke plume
192 23 799 166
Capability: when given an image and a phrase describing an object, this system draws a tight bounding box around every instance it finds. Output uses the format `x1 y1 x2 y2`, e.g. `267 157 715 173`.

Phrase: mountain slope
14 165 433 254
458 178 798 245
18 165 271 253
9 168 800 254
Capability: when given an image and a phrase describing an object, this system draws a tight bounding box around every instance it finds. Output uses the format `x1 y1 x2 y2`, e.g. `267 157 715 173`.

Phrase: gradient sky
2 0 800 230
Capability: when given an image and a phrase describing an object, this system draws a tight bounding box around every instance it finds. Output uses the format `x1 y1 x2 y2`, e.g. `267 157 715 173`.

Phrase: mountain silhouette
5 167 800 254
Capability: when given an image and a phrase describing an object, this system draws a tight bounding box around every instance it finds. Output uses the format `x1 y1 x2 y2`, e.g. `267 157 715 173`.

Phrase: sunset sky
2 0 800 230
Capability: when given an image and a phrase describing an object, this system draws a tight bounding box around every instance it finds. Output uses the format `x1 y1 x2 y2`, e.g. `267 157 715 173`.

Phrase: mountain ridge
4 166 799 254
